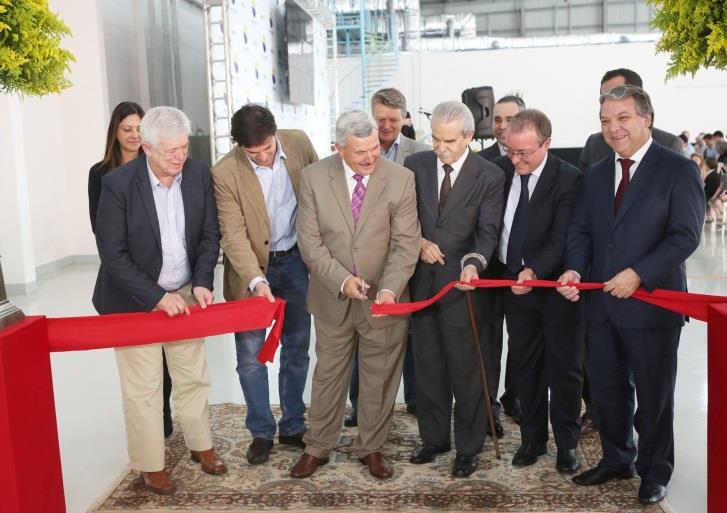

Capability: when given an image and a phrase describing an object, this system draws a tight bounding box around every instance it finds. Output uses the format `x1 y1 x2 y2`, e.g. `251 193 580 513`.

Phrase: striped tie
351 174 366 224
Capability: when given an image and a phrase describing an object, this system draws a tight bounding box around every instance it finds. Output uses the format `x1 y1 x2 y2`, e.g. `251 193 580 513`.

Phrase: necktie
506 173 531 274
439 164 454 214
351 174 366 224
615 158 634 213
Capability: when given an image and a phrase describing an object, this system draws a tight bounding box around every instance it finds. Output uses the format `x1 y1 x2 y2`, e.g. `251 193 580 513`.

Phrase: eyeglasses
504 140 547 160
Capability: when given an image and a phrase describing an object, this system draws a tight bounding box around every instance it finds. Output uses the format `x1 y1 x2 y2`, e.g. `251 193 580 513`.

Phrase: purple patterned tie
351 173 366 224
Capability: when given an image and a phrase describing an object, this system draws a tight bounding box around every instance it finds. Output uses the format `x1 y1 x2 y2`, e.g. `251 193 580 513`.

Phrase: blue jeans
235 248 310 439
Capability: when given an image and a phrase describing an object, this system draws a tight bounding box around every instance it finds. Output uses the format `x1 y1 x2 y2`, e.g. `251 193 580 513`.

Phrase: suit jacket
394 135 429 165
211 129 318 301
479 141 501 161
492 153 584 321
92 155 220 314
578 127 683 171
406 150 505 326
566 141 705 329
296 154 421 328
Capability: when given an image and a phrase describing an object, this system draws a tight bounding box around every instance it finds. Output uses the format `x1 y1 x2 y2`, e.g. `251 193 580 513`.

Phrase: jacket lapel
528 154 556 210
136 157 162 252
614 145 659 227
439 151 478 222
355 161 386 232
329 158 356 235
235 148 270 232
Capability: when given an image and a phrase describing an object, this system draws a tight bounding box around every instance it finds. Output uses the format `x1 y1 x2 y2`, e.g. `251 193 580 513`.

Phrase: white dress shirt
436 148 469 199
613 137 653 193
498 154 548 266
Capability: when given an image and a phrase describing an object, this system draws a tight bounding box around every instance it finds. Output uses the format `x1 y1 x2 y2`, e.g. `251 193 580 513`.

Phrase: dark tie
506 174 531 274
615 158 634 213
439 164 453 214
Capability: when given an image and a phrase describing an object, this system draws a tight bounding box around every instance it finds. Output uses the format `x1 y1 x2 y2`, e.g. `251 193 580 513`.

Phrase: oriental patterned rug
90 404 671 513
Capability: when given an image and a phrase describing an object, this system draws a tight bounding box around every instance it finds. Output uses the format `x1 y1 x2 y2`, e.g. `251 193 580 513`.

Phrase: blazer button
607 241 615 249
260 266 265 271
264 240 269 245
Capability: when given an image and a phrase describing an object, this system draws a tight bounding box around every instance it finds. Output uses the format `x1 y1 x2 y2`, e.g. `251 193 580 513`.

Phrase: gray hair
599 85 654 128
715 139 727 155
508 109 552 143
335 111 378 147
371 88 407 117
431 101 475 135
140 106 191 148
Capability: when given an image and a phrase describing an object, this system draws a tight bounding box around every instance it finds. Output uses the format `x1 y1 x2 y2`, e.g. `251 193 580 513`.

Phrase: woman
703 156 724 225
88 102 174 438
88 101 144 233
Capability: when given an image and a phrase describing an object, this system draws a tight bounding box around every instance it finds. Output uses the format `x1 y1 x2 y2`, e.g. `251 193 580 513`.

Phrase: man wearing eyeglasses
490 109 585 474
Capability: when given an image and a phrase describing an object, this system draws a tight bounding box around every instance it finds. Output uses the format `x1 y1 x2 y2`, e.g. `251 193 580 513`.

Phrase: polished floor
9 226 719 512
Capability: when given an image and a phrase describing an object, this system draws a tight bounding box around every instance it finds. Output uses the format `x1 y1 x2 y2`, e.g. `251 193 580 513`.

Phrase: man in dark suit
558 86 704 505
578 68 682 171
491 109 584 473
480 95 526 160
406 101 504 477
93 106 226 495
478 94 527 428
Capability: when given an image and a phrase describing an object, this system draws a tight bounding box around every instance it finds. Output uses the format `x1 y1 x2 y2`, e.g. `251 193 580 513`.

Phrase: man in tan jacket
290 111 421 479
211 104 318 465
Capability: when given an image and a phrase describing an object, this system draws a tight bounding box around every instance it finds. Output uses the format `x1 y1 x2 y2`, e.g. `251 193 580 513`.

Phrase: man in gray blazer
579 68 682 171
344 88 429 428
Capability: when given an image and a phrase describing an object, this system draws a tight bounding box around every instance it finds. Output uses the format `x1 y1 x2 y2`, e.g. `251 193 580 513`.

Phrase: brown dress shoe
141 470 176 495
191 449 228 475
290 453 329 478
358 452 393 479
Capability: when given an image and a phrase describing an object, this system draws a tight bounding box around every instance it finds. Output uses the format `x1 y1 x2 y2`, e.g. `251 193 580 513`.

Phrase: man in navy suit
557 86 705 505
94 106 226 494
491 109 584 473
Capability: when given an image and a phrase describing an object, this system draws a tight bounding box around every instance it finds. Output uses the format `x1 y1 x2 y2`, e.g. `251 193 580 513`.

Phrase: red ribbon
369 279 727 322
46 297 286 364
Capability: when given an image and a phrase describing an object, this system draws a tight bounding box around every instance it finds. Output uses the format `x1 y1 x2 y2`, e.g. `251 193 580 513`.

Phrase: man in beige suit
290 111 421 479
344 88 429 427
211 104 318 465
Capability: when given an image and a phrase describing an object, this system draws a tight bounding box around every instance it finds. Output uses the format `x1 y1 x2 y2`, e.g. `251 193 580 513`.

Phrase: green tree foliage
0 0 75 96
648 0 727 79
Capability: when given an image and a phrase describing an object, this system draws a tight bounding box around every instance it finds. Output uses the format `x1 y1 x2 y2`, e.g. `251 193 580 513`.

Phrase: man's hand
511 267 535 295
556 270 581 302
603 268 641 299
192 286 214 309
253 281 275 303
455 264 479 291
343 275 370 300
420 238 445 265
154 292 190 317
372 290 395 318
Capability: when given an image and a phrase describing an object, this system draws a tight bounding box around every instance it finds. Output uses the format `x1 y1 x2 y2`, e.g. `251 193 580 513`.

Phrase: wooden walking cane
464 289 502 459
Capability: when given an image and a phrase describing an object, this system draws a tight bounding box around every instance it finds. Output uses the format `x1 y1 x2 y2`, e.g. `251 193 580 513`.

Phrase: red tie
615 158 634 213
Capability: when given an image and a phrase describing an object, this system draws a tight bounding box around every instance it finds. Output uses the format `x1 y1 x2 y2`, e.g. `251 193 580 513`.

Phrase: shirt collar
614 136 653 166
530 152 548 178
147 159 182 187
438 147 470 173
341 158 370 182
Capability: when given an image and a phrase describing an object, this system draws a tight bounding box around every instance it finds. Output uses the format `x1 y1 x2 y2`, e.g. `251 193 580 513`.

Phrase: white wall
339 41 727 148
0 0 107 287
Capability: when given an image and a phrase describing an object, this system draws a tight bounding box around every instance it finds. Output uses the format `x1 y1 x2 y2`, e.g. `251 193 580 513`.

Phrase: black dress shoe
406 404 417 415
486 415 505 438
409 444 449 464
452 454 478 478
555 448 580 473
638 481 667 505
279 431 306 448
572 464 635 486
502 397 523 425
246 437 273 465
511 442 547 467
343 411 358 427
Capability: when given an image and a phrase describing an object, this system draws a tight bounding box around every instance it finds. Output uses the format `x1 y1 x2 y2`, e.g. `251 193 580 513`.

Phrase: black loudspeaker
461 86 495 139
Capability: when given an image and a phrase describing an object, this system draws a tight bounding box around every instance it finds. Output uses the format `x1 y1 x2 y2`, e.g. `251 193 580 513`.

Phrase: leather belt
269 244 297 259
